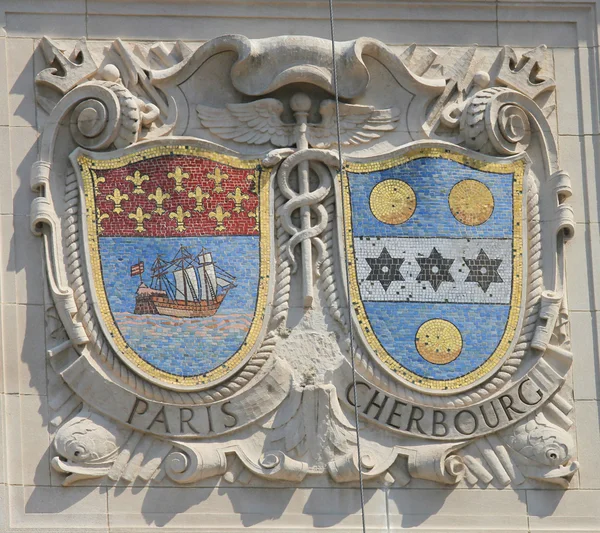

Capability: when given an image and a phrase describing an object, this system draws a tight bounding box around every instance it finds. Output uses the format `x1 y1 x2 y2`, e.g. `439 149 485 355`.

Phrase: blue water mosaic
347 157 514 239
364 302 509 380
348 157 516 381
98 236 259 377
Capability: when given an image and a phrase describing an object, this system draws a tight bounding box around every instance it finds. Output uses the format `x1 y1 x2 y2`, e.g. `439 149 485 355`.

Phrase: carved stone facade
2 1 600 531
29 32 577 492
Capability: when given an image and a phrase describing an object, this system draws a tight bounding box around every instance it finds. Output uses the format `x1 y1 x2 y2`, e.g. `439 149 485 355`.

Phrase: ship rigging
133 245 236 318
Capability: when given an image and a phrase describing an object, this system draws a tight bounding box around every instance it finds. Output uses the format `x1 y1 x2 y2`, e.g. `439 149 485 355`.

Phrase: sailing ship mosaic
341 148 526 391
77 146 271 387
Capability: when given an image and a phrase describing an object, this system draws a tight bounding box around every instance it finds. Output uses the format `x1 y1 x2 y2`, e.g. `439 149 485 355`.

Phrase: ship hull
134 293 227 318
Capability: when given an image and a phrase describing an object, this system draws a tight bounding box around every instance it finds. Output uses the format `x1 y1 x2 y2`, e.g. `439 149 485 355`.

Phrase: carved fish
505 413 573 467
52 408 130 486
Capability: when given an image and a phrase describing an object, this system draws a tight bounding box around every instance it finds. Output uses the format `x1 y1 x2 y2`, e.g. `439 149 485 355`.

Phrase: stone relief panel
31 35 576 490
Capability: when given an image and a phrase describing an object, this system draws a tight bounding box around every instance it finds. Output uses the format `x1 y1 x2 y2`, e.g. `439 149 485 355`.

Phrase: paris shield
341 145 527 393
74 141 271 389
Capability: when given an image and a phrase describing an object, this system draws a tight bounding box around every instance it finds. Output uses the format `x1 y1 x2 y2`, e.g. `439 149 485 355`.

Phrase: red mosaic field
92 154 259 237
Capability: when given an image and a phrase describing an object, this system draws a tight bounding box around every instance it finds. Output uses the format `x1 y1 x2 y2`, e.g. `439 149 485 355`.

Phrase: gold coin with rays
448 179 494 226
415 319 463 365
369 179 416 225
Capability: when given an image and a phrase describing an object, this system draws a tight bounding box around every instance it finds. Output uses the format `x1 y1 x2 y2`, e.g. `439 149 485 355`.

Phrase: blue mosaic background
348 157 515 381
98 236 259 377
347 157 513 239
364 302 509 380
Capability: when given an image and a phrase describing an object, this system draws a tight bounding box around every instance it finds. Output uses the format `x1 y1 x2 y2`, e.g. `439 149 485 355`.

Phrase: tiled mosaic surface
78 146 270 387
355 238 512 304
342 149 524 391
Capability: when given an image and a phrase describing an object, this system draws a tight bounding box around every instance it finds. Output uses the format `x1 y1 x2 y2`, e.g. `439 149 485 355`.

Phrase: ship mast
148 245 236 304
151 255 170 293
173 246 201 303
197 248 216 303
180 249 188 302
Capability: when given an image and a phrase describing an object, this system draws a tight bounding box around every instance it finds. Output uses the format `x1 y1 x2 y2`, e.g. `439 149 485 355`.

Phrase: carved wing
196 98 295 147
307 101 401 148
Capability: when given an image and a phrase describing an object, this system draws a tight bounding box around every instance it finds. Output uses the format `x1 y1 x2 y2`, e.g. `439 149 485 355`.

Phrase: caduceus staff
197 94 400 307
291 93 320 306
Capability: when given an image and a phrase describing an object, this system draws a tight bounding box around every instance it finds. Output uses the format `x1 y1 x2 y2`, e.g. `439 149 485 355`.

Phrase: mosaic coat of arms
32 35 577 489
78 146 270 388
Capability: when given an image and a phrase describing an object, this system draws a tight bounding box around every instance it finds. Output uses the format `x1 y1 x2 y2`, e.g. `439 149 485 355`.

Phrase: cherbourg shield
342 146 527 393
74 142 271 389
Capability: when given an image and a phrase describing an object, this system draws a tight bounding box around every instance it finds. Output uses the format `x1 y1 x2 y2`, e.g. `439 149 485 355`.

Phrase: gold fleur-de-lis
188 186 210 212
148 187 171 215
128 207 151 232
92 171 106 194
247 169 259 194
106 188 129 214
227 187 249 213
96 208 109 233
248 210 258 232
125 170 150 194
169 205 191 232
208 205 231 232
207 167 228 193
167 166 189 192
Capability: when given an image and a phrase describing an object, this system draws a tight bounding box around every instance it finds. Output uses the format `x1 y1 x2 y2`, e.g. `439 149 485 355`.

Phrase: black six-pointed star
365 247 405 291
416 247 454 291
464 248 503 292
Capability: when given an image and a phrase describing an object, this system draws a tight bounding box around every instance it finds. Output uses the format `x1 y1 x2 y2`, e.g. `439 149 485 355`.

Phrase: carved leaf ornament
31 35 576 489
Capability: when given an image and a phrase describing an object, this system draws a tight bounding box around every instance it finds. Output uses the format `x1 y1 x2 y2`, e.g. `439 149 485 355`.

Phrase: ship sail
173 267 200 301
197 251 234 300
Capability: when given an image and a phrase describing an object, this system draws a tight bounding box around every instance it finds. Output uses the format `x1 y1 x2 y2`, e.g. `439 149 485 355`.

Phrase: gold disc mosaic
414 319 463 365
343 148 525 391
448 179 494 226
369 179 416 225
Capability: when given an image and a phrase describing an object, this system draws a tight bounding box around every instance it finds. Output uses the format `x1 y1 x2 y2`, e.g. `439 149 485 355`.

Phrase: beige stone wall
1 0 599 530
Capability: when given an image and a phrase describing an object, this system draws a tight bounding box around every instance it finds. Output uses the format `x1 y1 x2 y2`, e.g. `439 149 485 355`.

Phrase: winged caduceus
198 95 400 306
196 98 401 148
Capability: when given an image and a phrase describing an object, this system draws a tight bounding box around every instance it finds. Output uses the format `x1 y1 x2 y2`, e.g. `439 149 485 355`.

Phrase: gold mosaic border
342 148 525 391
78 145 271 387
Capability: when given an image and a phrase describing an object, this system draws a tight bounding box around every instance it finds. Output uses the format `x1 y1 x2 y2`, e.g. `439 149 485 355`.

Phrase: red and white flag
130 261 144 277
